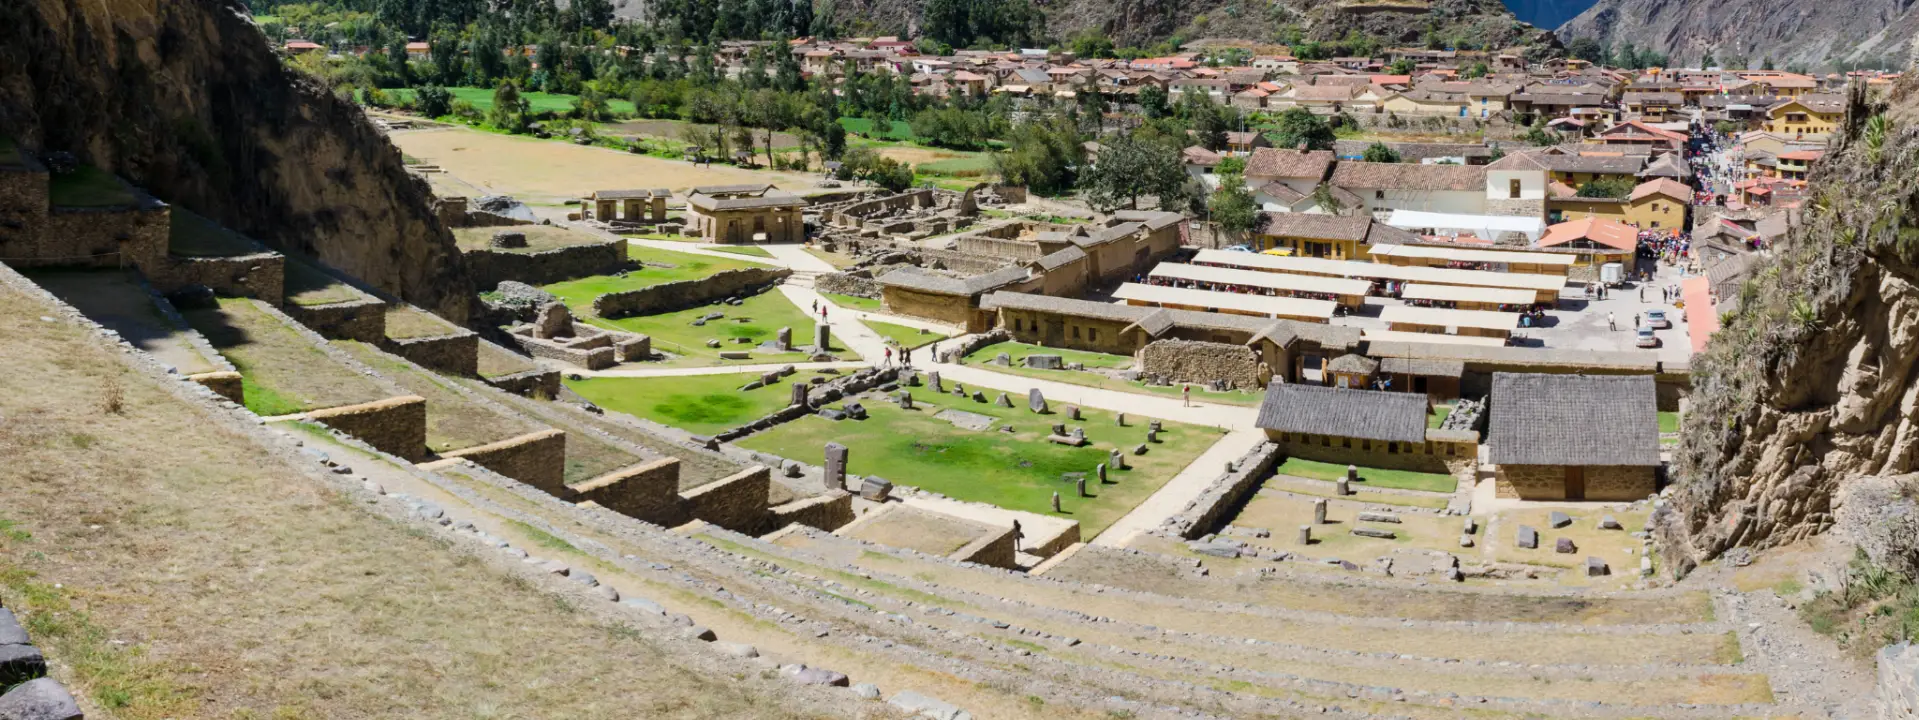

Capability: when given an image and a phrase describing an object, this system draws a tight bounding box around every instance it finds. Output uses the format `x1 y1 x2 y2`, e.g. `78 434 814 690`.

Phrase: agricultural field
384 86 638 115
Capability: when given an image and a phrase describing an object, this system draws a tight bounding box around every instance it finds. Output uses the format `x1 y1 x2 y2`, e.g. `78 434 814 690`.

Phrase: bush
413 85 453 118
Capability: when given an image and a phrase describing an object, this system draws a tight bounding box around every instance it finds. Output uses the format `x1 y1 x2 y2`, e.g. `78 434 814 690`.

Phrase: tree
1215 156 1247 175
1701 50 1717 68
1208 172 1260 237
1068 29 1114 59
1761 56 1775 70
1462 61 1489 79
821 121 847 160
414 84 453 118
488 81 530 133
1565 37 1605 64
1387 58 1416 76
1137 84 1170 119
1267 108 1335 151
992 116 1083 196
1361 142 1401 163
1576 177 1635 199
1079 135 1188 211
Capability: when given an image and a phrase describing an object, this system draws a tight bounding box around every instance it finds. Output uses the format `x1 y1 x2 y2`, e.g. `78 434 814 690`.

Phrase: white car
1635 325 1660 348
1645 309 1672 329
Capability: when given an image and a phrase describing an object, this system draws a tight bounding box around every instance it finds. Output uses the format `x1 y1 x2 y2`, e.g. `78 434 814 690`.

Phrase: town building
1255 383 1476 473
1488 373 1660 500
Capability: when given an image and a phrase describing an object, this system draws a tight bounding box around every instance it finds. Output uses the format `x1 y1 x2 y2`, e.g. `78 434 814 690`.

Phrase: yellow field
389 127 823 204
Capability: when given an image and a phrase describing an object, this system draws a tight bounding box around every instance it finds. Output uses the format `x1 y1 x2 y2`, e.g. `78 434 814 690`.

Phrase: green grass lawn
863 319 948 349
1273 457 1457 494
386 86 638 116
1658 411 1680 433
838 117 919 142
822 293 882 312
704 245 773 258
738 387 1224 536
964 341 1134 370
542 246 764 308
48 166 136 207
1428 404 1454 429
579 289 835 364
915 154 995 177
564 373 799 437
967 361 1263 407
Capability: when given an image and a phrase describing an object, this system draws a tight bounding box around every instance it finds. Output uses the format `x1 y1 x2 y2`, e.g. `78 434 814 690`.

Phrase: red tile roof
1538 217 1637 251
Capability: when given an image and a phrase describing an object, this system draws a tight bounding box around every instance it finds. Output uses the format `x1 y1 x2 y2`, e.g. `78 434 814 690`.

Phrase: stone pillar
1095 463 1107 483
1298 525 1312 545
1051 492 1061 513
823 442 849 491
1312 499 1327 525
1109 448 1125 471
929 372 943 392
1336 478 1351 496
791 383 810 408
776 326 793 351
1077 475 1088 498
1346 464 1358 483
814 323 831 351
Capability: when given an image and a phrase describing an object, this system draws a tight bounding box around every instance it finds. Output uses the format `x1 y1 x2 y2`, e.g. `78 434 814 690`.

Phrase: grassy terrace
1273 457 1457 494
475 341 537 380
542 245 763 303
821 292 881 312
738 387 1224 536
962 340 1264 407
168 208 261 257
863 319 947 349
965 341 1134 369
48 166 136 207
452 224 606 253
583 289 831 365
1658 410 1681 433
564 372 798 437
384 306 459 340
282 257 367 307
335 341 542 455
704 245 773 258
184 298 389 416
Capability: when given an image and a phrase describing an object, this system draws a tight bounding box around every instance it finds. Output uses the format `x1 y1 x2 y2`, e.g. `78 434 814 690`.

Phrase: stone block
823 442 848 490
971 390 987 403
1351 527 1397 539
993 352 1011 366
1312 499 1328 525
719 350 750 360
1027 388 1047 413
1356 511 1401 524
1025 354 1062 369
1549 511 1572 528
791 382 810 408
929 371 942 392
1555 537 1577 554
995 393 1013 408
1298 525 1312 545
818 408 848 421
1516 525 1538 549
1459 534 1475 548
0 644 47 687
1108 449 1126 472
782 665 851 687
1133 444 1148 455
1599 515 1622 530
844 402 868 420
859 476 893 501
1188 542 1240 558
1586 556 1609 576
1067 406 1081 420
1335 478 1351 496
0 678 82 720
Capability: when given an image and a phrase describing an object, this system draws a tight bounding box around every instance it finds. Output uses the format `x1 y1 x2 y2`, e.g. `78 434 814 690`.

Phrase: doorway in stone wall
1564 466 1586 500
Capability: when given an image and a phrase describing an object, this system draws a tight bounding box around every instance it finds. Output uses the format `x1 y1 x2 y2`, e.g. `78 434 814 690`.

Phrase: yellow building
1764 95 1845 140
1624 179 1690 231
1257 213 1418 260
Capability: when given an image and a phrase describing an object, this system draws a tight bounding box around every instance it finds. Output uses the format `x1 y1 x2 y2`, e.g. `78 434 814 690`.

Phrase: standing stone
1335 478 1351 496
1639 556 1654 576
1077 475 1088 498
1312 499 1328 525
1146 428 1160 443
1052 492 1061 513
776 326 793 351
1069 427 1086 444
1599 515 1622 530
1095 463 1107 483
1516 525 1539 549
1586 556 1609 576
1549 511 1572 529
1149 420 1163 433
930 372 943 392
993 352 1011 366
972 390 988 403
859 476 893 501
995 393 1013 407
1116 413 1126 426
1459 534 1475 548
1051 423 1067 436
823 443 849 490
1027 388 1047 413
1298 525 1312 545
1462 518 1478 534
814 323 831 351
1108 449 1126 471
1068 406 1082 421
791 383 810 408
1346 464 1359 483
1555 537 1577 554
534 302 572 339
897 393 914 410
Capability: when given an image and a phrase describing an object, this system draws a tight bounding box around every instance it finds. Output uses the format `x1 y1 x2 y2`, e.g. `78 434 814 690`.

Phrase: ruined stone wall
24 204 168 270
935 328 1011 363
1495 464 1656 501
1160 442 1285 539
186 370 244 404
0 164 48 246
770 491 855 532
681 465 772 534
572 457 685 522
483 367 562 398
308 395 428 461
594 267 792 318
439 428 568 497
151 252 286 305
999 308 1139 356
882 286 978 329
1271 432 1463 475
1139 340 1261 390
832 188 935 225
950 525 1019 569
382 331 478 375
284 298 387 343
814 271 878 299
463 239 627 289
955 235 1043 262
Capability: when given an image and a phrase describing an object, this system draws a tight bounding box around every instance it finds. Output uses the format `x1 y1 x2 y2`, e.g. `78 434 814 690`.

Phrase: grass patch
1428 404 1453 429
383 306 458 340
838 116 919 142
1799 549 1918 658
704 245 774 258
282 257 366 307
47 166 136 207
822 292 882 312
1274 457 1457 493
185 298 390 413
564 373 798 437
240 376 306 416
386 86 637 116
1658 410 1680 433
0 560 191 715
576 289 830 365
542 245 763 306
452 224 606 254
863 319 947 349
737 388 1222 536
336 341 543 454
506 520 579 553
916 154 995 177
964 340 1134 370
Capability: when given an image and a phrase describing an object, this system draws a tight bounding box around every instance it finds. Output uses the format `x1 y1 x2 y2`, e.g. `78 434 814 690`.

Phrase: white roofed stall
1111 283 1336 322
1379 305 1520 338
1368 243 1576 270
1193 249 1568 302
1362 329 1509 347
1147 263 1372 306
1383 210 1548 244
1399 283 1538 308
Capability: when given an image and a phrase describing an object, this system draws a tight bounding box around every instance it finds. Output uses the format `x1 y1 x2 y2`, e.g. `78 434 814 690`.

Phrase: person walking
1182 384 1192 407
1633 312 1641 328
1608 312 1617 331
884 347 893 367
902 347 912 368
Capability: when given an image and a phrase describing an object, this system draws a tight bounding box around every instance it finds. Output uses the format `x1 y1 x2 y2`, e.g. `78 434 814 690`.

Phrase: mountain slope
1558 0 1916 70
1501 0 1596 30
0 0 473 322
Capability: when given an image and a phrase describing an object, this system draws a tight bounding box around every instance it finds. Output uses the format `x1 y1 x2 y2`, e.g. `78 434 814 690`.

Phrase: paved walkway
1089 428 1267 547
760 244 838 273
625 237 781 265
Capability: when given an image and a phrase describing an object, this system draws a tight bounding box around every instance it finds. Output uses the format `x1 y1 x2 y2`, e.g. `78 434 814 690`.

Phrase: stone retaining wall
954 234 1043 262
382 331 479 375
484 367 563 398
30 203 169 270
950 524 1019 569
464 238 627 289
285 297 387 343
1495 464 1654 501
832 188 936 226
594 267 792 318
937 328 1010 363
1160 441 1284 539
682 465 772 534
1275 433 1470 475
153 252 287 305
770 491 855 532
814 270 878 299
1139 340 1262 390
440 428 569 496
307 395 429 461
572 457 685 520
187 370 245 404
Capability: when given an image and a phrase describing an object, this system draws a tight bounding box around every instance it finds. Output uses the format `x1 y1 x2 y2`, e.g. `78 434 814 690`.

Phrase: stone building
1487 372 1661 500
585 188 670 223
683 184 806 244
1255 382 1475 473
875 264 1035 331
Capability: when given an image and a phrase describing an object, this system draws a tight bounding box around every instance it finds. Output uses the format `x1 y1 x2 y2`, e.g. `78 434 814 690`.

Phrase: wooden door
1564 466 1586 500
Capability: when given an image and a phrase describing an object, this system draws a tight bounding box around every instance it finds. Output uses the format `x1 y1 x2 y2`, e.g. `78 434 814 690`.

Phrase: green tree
1462 61 1490 79
488 81 531 133
1208 171 1261 237
1215 156 1247 175
992 116 1083 196
1137 84 1170 119
1267 108 1336 151
1701 50 1717 68
1069 29 1115 59
413 84 453 118
1576 177 1635 199
1387 58 1416 75
1761 56 1775 70
1079 135 1188 211
1565 37 1606 64
1361 142 1401 163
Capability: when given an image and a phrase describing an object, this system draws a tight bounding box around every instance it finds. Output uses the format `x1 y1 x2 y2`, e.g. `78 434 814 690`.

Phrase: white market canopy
1362 329 1509 347
1193 249 1568 293
1379 305 1521 332
1147 262 1373 298
1111 283 1337 321
1384 210 1548 244
1399 283 1539 306
1368 243 1576 268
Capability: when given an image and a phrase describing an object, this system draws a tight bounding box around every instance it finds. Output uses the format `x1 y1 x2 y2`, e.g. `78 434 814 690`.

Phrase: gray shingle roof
980 291 1143 322
1327 353 1380 374
1256 383 1429 444
879 265 1029 296
1488 373 1660 467
1033 245 1088 271
1379 357 1465 377
1363 340 1660 371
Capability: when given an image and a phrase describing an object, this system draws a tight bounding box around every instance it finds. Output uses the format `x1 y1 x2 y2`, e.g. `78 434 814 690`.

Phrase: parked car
1645 309 1671 329
1635 325 1660 348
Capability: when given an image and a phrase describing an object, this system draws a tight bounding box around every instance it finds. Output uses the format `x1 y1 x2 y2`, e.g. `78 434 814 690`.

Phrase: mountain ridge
1558 0 1916 71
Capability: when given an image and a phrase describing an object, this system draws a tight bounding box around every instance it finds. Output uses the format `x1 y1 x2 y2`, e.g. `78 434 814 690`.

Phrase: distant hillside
1558 0 1916 71
1500 0 1595 30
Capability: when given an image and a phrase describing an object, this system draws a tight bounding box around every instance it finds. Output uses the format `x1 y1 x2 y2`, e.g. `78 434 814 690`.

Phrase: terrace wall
284 298 387 343
950 524 1019 569
463 239 627 289
954 235 1043 262
882 286 980 330
29 204 169 270
152 253 287 305
680 465 772 534
572 457 686 521
814 271 879 298
307 395 429 461
1270 431 1471 475
593 267 792 318
769 491 855 532
439 428 569 496
1139 340 1262 390
186 370 245 404
382 331 479 375
1495 464 1655 501
1160 442 1284 539
482 367 563 398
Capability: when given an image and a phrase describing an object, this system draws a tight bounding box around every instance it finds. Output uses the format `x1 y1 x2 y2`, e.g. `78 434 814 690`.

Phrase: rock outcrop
1658 77 1919 576
0 0 472 322
1559 0 1916 72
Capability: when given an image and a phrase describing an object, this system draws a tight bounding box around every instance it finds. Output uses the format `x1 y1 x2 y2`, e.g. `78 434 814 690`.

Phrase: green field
1658 411 1680 433
48 166 136 207
822 292 882 312
915 154 995 176
386 86 638 116
863 319 947 349
1428 404 1454 429
967 361 1264 407
1273 457 1457 494
838 117 918 142
564 373 799 437
541 246 763 308
964 341 1134 370
579 290 835 365
704 245 773 258
738 387 1223 536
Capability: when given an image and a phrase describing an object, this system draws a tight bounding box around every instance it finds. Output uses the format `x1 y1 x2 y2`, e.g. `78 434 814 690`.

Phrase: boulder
0 678 82 720
1351 527 1397 539
888 691 972 720
781 665 851 687
1549 511 1572 529
1516 525 1538 549
860 476 894 501
1024 354 1063 370
0 644 47 687
1586 556 1610 576
1555 537 1577 554
1598 515 1622 530
1356 511 1402 524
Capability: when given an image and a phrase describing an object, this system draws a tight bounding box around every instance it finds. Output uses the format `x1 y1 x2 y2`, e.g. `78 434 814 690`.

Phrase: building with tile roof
1488 373 1659 500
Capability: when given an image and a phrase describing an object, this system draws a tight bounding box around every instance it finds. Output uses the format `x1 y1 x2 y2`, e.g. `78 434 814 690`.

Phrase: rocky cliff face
1558 0 1916 71
1658 77 1918 576
0 0 472 322
1499 0 1595 30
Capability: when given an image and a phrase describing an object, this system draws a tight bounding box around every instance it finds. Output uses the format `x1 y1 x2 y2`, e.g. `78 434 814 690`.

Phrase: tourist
884 347 893 367
1608 312 1617 331
1182 384 1191 407
1633 313 1641 328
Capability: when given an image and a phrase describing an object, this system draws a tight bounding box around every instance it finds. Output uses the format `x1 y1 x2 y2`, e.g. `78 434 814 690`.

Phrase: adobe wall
769 491 855 532
594 267 792 318
186 370 245 404
151 252 287 305
463 239 627 289
918 246 1017 276
28 204 169 270
1160 442 1284 539
955 235 1043 262
483 367 563 398
382 331 479 375
680 465 772 534
284 298 387 343
950 524 1019 569
1271 432 1468 475
1139 340 1261 390
882 286 978 330
1494 464 1655 501
814 270 879 298
439 428 569 497
999 308 1139 356
832 188 936 225
935 329 1010 363
572 457 687 522
307 395 429 461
